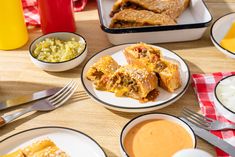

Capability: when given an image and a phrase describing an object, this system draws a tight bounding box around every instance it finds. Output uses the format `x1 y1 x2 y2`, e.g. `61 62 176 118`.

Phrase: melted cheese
114 87 129 96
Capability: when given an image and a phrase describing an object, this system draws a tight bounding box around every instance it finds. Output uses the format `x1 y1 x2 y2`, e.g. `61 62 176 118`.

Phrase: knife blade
0 87 61 110
181 118 235 156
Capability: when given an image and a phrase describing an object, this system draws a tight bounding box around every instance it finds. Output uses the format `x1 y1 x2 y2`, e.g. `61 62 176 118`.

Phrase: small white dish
214 74 235 123
211 13 235 58
29 32 88 72
120 113 196 157
0 126 107 157
173 149 212 157
81 44 190 112
97 0 212 44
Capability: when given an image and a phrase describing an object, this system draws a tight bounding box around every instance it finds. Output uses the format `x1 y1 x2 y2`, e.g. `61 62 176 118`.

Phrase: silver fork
182 108 235 131
0 80 78 127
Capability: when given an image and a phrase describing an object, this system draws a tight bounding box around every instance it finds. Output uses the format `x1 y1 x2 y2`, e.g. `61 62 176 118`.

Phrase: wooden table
0 0 235 156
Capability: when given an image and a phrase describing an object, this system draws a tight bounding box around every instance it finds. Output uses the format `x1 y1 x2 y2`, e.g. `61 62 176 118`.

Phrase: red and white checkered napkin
192 72 235 157
22 0 88 26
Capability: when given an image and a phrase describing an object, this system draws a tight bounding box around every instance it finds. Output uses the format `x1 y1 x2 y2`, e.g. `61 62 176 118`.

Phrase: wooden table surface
1 0 235 156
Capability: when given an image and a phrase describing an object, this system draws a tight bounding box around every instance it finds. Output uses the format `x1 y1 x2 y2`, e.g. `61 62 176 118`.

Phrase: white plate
173 149 213 157
0 126 107 157
81 44 190 112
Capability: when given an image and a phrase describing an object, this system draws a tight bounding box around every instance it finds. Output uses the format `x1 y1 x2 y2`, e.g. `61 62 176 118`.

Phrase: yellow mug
0 0 28 50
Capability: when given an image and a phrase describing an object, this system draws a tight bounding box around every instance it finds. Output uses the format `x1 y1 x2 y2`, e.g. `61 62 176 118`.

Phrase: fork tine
183 116 209 130
183 108 213 122
183 108 208 123
182 109 210 127
49 81 76 102
50 81 77 104
48 80 74 101
50 82 78 107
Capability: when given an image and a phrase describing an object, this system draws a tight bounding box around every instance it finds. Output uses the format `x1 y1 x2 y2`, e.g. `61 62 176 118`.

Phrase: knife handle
0 117 6 127
0 107 34 127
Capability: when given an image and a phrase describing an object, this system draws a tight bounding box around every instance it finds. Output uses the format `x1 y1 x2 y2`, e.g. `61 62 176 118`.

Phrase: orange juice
0 0 28 50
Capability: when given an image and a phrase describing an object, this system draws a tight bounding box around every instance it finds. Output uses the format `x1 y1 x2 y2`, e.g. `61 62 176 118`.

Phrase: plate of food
81 43 190 112
0 126 107 157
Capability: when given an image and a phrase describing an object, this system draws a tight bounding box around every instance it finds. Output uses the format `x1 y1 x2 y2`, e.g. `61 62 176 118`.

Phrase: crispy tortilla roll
22 139 56 156
110 0 190 19
2 139 69 157
86 56 120 90
107 65 158 102
86 56 120 81
110 0 123 17
0 150 24 157
31 145 68 157
157 59 181 92
124 43 181 92
109 9 176 28
124 42 162 72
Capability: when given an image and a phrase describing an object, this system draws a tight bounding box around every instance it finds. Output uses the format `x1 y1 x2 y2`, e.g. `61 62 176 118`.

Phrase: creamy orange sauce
124 119 194 157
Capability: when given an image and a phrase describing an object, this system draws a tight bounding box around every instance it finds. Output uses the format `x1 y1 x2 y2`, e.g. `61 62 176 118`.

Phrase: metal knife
0 87 61 110
181 118 235 156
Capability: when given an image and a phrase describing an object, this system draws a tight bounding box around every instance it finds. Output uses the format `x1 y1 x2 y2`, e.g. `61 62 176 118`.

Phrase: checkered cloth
22 0 88 26
192 72 235 157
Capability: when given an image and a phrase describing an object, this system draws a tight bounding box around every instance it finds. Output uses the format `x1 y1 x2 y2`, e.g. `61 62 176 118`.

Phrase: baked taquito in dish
124 43 181 92
86 56 120 90
1 139 69 157
110 9 176 28
110 0 190 19
107 65 158 102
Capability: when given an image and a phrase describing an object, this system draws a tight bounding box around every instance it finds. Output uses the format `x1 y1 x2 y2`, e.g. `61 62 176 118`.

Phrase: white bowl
173 149 212 157
214 74 235 123
120 113 196 157
29 32 87 72
211 13 235 58
97 0 212 44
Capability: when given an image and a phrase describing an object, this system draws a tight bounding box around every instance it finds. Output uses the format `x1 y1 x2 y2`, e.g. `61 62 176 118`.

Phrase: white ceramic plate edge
210 12 235 59
0 126 107 157
213 75 235 123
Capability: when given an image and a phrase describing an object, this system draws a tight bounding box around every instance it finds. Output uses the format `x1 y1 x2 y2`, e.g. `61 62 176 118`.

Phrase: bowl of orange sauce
211 13 235 58
120 113 196 157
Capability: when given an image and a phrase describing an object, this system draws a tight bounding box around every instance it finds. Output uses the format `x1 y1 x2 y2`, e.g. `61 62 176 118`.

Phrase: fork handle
0 107 34 127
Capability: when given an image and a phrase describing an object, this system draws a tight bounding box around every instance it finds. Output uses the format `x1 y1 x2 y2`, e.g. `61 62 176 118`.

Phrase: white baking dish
97 0 213 45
